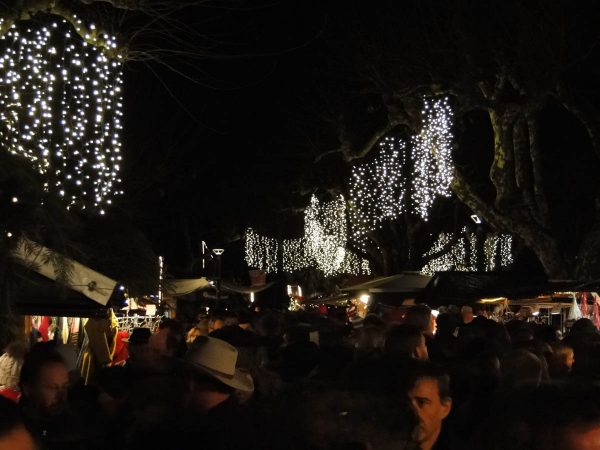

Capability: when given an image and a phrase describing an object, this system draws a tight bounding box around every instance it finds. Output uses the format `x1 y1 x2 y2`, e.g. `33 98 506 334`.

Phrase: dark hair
19 343 66 393
384 324 423 359
501 349 543 388
404 304 432 333
0 396 24 438
408 361 451 401
159 319 187 357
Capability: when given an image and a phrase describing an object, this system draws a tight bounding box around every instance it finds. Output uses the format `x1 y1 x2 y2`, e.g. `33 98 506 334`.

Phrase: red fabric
594 294 600 329
112 331 130 366
37 316 50 341
0 387 20 403
581 292 589 317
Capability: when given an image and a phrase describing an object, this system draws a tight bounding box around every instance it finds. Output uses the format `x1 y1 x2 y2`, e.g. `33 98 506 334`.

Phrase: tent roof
13 268 115 318
420 271 577 307
164 278 275 297
341 272 432 294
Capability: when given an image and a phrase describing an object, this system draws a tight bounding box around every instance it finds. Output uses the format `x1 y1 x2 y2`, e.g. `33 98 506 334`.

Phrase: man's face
560 423 600 450
463 311 474 324
29 363 69 415
0 425 36 450
565 350 575 370
408 378 451 445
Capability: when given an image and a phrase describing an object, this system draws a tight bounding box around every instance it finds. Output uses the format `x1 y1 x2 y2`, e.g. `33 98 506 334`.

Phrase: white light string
0 18 124 213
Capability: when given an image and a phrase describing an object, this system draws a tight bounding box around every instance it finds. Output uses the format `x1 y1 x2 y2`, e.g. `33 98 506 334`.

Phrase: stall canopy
341 272 432 294
164 278 275 297
12 239 119 317
420 271 577 307
164 278 211 296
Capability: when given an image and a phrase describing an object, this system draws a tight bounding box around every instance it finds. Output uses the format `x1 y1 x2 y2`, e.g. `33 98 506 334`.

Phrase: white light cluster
421 230 513 275
244 228 279 273
412 97 454 220
0 18 124 213
348 136 407 248
244 195 371 276
282 238 310 273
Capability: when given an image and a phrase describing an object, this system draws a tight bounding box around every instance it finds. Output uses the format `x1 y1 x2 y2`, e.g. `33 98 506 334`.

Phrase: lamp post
213 248 224 302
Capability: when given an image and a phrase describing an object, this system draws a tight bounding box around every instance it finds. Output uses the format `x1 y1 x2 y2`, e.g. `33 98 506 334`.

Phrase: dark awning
420 271 578 307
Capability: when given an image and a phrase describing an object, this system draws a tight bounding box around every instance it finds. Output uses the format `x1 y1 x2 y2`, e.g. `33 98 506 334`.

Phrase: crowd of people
2 303 600 450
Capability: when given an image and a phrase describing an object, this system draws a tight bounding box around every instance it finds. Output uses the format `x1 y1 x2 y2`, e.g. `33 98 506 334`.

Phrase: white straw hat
184 336 254 392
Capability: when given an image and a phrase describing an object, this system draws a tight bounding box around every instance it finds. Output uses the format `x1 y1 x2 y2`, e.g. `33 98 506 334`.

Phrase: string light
244 228 279 273
244 195 371 276
421 229 513 275
348 136 406 248
282 238 310 273
412 97 454 220
0 18 123 212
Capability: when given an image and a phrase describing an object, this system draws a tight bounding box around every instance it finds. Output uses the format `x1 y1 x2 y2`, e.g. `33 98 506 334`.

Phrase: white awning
14 238 117 306
164 278 211 296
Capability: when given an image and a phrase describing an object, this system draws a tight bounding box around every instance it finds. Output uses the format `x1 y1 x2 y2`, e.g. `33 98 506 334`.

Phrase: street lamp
213 249 224 302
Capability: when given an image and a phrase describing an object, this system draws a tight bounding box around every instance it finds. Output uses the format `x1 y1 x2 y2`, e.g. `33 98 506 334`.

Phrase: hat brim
185 360 254 392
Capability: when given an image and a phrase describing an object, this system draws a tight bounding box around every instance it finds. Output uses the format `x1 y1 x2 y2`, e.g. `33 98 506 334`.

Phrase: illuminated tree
308 1 600 280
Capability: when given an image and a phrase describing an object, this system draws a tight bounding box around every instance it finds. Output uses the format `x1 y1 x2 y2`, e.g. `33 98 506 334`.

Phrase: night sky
120 1 335 275
101 1 600 279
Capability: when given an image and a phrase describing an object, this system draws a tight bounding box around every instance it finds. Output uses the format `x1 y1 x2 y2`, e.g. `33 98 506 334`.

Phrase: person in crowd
207 313 225 334
0 396 36 450
186 326 204 346
479 383 600 450
123 327 152 371
19 343 105 449
180 336 257 449
500 349 544 389
460 306 474 325
406 362 455 450
548 342 575 379
384 324 429 361
0 341 27 402
150 318 187 367
405 304 436 338
429 313 460 362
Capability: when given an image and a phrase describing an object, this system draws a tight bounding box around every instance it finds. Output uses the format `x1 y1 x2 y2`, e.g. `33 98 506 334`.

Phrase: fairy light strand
245 195 371 276
348 136 407 249
411 97 454 220
421 230 513 275
0 18 124 213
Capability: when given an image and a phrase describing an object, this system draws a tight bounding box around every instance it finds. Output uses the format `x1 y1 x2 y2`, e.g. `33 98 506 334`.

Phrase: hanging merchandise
592 293 600 329
80 309 118 384
568 294 583 321
581 292 589 317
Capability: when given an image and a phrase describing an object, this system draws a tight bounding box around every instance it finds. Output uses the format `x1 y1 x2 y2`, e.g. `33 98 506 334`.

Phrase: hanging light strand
348 136 407 249
411 97 454 220
0 18 123 213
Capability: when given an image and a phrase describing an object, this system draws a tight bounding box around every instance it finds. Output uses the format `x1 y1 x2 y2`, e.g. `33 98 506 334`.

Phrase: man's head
19 346 69 416
183 336 253 412
461 305 474 324
405 304 435 337
407 363 452 449
125 328 152 370
0 396 36 450
384 324 428 361
208 314 225 334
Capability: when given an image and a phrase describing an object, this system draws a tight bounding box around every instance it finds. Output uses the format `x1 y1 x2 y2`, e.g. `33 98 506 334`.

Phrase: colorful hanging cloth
592 293 600 329
581 292 589 317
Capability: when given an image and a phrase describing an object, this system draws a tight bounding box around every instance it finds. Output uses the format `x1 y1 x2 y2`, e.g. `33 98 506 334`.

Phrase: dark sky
110 1 600 278
118 1 335 274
